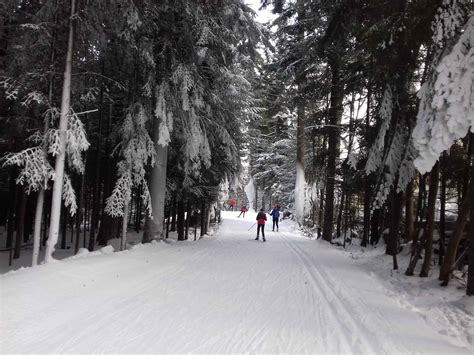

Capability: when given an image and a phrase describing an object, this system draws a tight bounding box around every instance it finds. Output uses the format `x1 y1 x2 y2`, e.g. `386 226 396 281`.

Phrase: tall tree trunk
177 200 185 241
6 169 17 249
386 190 402 270
170 197 177 232
336 191 345 238
120 203 129 251
322 61 343 242
142 116 169 242
45 0 76 263
185 202 191 240
32 189 44 266
295 100 305 226
467 148 474 295
440 139 473 285
294 0 306 226
60 209 68 249
74 170 85 254
439 153 447 265
439 198 470 284
13 189 27 259
362 79 372 248
420 162 439 277
370 208 381 245
200 201 206 237
362 179 371 247
405 180 415 243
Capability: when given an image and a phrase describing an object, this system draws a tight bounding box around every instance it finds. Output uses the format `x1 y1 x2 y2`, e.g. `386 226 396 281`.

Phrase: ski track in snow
1 211 471 354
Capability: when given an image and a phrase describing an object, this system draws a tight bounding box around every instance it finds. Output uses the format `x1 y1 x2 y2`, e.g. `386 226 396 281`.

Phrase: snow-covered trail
0 211 470 354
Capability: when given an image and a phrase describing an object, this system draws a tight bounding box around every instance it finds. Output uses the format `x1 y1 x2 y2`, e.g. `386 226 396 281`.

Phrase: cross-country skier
270 205 280 231
255 208 267 242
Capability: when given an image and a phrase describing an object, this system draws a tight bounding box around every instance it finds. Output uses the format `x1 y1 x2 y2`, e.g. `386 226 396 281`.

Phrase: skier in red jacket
238 206 248 218
255 208 267 242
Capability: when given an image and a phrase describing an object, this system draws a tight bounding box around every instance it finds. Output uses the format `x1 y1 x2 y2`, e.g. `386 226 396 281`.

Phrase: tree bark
439 153 447 265
32 189 44 266
420 162 439 277
185 201 191 240
440 147 472 284
336 190 345 238
60 208 68 249
405 180 415 243
6 170 17 249
120 203 129 251
170 196 177 232
142 117 169 242
13 189 27 259
45 0 76 263
466 147 474 295
74 170 85 254
177 200 185 241
322 61 343 241
200 201 206 237
386 190 402 270
294 0 306 226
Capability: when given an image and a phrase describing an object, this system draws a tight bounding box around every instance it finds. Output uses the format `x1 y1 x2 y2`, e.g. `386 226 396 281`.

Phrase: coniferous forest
1 0 473 300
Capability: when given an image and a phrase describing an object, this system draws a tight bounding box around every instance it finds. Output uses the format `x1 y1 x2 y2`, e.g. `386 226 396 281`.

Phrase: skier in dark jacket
270 205 280 232
255 208 267 242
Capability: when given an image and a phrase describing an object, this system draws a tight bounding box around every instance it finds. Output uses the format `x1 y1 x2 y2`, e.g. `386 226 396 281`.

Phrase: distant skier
255 208 267 242
270 205 280 232
229 200 235 211
238 206 248 218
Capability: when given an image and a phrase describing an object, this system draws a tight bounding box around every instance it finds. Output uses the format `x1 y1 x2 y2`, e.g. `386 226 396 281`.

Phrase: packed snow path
1 212 470 354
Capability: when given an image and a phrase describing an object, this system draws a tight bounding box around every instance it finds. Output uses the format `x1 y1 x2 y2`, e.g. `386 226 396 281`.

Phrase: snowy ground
1 211 473 353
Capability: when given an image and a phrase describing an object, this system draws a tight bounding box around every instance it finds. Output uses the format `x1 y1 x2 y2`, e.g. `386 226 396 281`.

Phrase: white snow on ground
1 211 473 354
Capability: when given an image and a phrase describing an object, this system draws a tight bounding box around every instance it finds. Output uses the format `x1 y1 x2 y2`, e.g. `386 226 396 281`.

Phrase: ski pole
247 222 257 231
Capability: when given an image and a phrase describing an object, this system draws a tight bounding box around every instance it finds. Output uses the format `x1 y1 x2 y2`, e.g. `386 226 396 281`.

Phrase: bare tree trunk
74 170 85 254
200 201 206 237
318 188 324 239
142 116 169 243
32 189 44 266
420 162 439 277
295 101 305 226
369 208 380 245
45 0 76 263
467 149 474 294
185 201 191 240
343 194 350 248
362 80 372 248
13 189 27 259
6 170 16 249
336 190 345 238
60 209 68 249
439 153 447 265
322 61 343 241
405 180 415 243
386 190 402 270
177 200 185 241
362 180 371 247
440 136 473 285
170 196 177 232
120 203 129 251
294 0 306 226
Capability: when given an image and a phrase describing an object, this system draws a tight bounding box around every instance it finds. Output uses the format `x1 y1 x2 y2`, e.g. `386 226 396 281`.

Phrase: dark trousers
272 218 279 231
257 224 265 239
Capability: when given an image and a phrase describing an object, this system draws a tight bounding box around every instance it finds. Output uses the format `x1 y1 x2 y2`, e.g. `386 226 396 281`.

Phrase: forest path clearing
0 211 470 354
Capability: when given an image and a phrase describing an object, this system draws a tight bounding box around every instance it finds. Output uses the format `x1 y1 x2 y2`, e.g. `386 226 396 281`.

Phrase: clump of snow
73 248 90 258
413 16 474 174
